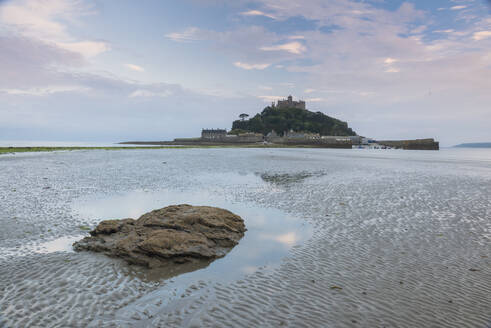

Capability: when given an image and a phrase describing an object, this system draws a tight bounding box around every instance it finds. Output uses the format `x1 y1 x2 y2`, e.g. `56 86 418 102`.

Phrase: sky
0 0 490 146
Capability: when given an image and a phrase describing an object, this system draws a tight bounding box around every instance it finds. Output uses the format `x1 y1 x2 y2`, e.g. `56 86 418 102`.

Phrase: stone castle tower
272 95 306 110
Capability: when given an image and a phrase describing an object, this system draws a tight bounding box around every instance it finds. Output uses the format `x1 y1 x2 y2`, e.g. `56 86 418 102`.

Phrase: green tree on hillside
239 113 249 121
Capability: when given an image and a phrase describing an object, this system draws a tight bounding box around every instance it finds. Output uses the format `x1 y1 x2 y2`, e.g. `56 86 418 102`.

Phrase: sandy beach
0 148 490 327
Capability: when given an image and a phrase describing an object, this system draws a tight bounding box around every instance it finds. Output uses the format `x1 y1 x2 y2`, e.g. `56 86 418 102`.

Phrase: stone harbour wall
378 138 439 150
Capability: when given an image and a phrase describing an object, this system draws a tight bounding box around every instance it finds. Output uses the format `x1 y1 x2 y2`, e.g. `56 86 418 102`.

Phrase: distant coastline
454 143 491 148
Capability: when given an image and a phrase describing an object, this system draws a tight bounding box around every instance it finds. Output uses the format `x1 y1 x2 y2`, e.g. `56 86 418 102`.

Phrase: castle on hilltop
272 95 306 110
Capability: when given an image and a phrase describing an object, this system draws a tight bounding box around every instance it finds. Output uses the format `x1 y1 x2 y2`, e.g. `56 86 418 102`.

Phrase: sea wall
267 136 352 148
173 138 203 143
283 139 352 148
378 138 439 150
174 134 264 144
121 138 437 150
227 134 264 143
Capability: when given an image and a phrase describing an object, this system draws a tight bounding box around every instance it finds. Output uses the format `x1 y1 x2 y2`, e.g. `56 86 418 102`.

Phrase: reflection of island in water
71 184 312 282
258 171 325 187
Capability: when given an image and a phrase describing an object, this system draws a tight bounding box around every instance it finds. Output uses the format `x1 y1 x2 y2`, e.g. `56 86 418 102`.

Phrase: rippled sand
0 148 490 327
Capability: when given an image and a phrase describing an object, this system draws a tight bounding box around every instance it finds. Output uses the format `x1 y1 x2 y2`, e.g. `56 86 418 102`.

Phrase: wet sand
0 148 490 327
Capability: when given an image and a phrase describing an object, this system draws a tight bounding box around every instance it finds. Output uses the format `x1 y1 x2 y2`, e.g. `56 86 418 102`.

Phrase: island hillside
119 95 437 150
231 106 357 136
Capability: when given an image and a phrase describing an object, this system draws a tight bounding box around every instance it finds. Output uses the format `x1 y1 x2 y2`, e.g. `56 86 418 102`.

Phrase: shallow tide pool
72 186 312 280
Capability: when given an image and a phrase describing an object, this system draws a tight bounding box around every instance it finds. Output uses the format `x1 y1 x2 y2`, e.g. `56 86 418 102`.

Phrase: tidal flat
0 148 490 327
0 144 306 155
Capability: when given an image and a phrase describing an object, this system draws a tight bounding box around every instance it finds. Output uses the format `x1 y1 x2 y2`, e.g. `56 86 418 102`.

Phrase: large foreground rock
73 204 246 268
